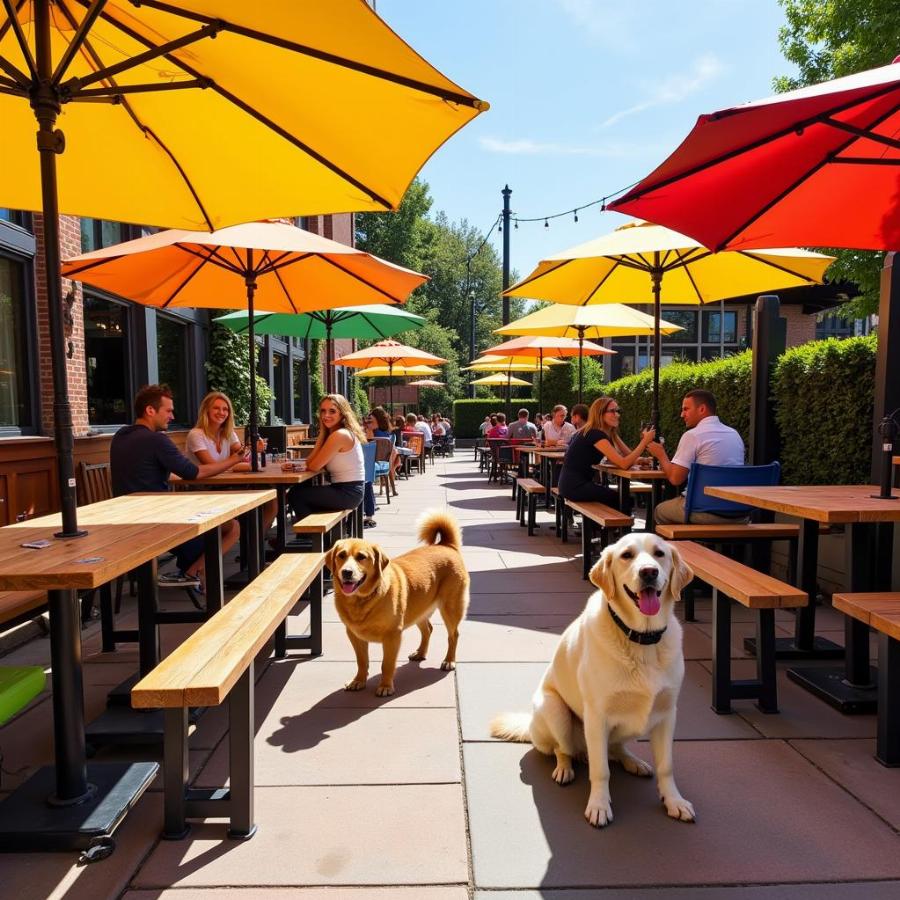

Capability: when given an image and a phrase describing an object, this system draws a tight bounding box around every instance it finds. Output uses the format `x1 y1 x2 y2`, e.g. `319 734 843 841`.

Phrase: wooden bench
515 478 545 535
674 541 807 714
132 553 325 840
564 499 634 580
832 592 900 765
0 590 48 632
291 507 358 551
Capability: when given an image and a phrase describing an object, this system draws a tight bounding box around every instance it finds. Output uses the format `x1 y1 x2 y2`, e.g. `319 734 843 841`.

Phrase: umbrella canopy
213 304 426 340
1 1 488 227
482 335 614 408
463 356 563 372
333 338 447 368
357 364 442 377
407 379 445 387
609 61 900 252
471 373 532 387
495 302 684 339
63 222 428 468
505 221 833 425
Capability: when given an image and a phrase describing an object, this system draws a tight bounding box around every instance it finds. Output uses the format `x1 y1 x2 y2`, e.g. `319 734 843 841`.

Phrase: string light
509 179 641 230
544 218 549 228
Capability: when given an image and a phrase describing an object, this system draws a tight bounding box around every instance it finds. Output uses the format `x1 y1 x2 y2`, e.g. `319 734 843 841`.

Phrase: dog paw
408 651 426 661
584 797 613 828
662 795 696 822
440 660 456 671
552 764 575 785
344 679 367 692
375 684 395 697
620 756 654 778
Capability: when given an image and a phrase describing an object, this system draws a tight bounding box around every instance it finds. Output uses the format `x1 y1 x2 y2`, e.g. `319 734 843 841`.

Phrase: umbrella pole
506 370 511 421
539 349 544 413
389 362 394 416
578 329 584 405
325 319 333 395
246 273 259 472
651 259 662 430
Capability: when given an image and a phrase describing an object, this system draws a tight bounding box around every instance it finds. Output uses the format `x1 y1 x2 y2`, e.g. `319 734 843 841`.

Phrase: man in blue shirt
111 384 244 587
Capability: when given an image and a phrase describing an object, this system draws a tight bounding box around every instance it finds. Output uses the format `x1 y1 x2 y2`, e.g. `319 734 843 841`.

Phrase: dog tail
489 712 532 743
417 509 462 550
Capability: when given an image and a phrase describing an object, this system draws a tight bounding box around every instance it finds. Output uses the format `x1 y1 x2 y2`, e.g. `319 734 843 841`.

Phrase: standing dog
326 510 469 697
491 533 695 827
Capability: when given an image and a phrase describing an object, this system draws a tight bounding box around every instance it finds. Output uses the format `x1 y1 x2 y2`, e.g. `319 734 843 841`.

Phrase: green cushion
0 666 46 725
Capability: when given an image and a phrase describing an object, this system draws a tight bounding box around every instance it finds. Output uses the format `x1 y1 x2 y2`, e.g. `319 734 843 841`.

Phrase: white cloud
551 0 633 49
478 136 646 158
600 53 726 128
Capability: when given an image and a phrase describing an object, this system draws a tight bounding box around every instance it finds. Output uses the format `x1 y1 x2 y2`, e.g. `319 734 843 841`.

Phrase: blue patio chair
683 461 781 521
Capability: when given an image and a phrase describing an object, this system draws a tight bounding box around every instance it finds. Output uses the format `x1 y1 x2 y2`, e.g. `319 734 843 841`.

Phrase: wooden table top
175 468 318 486
530 447 567 458
704 484 900 523
597 464 668 480
0 492 275 590
894 456 899 466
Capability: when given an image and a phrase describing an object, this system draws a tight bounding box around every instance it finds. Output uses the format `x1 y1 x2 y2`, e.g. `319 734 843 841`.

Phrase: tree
206 316 273 425
775 0 897 316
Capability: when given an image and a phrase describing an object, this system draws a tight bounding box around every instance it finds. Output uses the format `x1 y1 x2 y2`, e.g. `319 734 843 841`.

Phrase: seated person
414 414 434 448
508 408 538 441
362 406 395 525
558 396 655 513
570 403 589 431
111 384 245 590
479 415 492 438
287 393 365 527
487 412 509 439
647 389 746 524
543 404 576 446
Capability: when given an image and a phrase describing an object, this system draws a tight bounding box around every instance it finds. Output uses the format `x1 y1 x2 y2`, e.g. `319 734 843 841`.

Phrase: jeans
288 480 364 520
364 481 375 517
173 535 205 573
654 495 749 525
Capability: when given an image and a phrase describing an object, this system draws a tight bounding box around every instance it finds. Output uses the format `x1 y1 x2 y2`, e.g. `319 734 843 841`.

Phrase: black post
651 258 662 430
245 268 259 472
538 349 544 412
506 369 511 421
502 185 511 325
577 332 584 405
469 286 477 399
389 360 394 415
325 320 333 395
33 0 84 539
749 295 786 465
871 253 900 485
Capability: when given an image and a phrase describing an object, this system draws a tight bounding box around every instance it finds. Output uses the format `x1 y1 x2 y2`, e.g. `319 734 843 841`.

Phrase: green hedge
452 398 539 438
605 351 753 452
772 335 876 485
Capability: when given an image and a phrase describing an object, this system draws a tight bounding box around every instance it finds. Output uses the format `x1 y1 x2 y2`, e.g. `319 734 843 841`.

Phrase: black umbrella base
0 761 157 853
743 635 844 661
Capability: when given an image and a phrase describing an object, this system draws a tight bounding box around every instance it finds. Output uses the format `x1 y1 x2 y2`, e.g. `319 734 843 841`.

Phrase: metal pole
578 332 584 405
389 361 394 415
469 287 477 399
502 185 511 325
33 0 84 539
245 269 259 472
651 256 662 430
325 320 333 394
538 349 543 412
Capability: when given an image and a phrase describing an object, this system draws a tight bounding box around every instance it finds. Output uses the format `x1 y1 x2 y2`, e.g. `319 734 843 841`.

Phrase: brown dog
325 510 469 696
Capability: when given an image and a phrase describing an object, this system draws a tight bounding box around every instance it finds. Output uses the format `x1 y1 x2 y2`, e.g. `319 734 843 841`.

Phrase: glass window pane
293 357 307 421
703 309 737 343
272 352 286 423
80 218 97 252
156 315 190 427
661 310 698 344
84 296 129 426
100 221 123 249
0 257 32 427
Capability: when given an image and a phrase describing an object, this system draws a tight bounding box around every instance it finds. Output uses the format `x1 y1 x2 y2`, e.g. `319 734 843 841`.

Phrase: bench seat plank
564 499 633 529
656 523 800 541
0 590 47 625
292 510 351 534
674 541 806 609
516 478 544 494
833 593 900 642
132 553 324 709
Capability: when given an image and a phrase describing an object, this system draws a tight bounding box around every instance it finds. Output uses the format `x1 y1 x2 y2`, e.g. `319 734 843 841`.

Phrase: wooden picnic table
529 446 566 508
0 488 272 852
597 464 668 531
705 484 900 713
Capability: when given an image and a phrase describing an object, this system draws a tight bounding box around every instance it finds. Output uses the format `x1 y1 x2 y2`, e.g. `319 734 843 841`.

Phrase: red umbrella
610 59 900 252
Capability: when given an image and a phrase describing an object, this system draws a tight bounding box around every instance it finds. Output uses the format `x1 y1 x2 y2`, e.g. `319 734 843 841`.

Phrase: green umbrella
214 304 427 393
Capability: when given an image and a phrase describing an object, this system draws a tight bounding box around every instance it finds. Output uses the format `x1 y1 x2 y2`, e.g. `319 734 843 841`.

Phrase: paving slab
127 890 468 900
467 591 587 617
464 740 900 889
134 784 467 887
475 885 900 900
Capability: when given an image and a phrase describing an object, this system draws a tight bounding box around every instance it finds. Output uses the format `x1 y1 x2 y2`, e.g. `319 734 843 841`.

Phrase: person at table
286 393 365 525
487 412 509 439
543 404 576 446
430 414 445 437
414 413 434 448
558 396 655 513
647 389 746 525
111 383 245 590
570 403 588 431
479 415 492 438
362 406 397 525
508 408 538 441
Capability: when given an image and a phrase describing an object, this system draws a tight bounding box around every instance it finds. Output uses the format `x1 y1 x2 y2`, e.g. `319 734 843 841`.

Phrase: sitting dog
491 532 695 827
325 509 469 697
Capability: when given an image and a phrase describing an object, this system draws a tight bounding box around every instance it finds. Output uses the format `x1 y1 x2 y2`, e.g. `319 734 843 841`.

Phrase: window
272 352 287 423
661 310 698 344
0 210 30 229
156 315 191 427
816 314 861 340
703 309 737 344
84 295 130 426
80 219 127 253
293 357 308 422
0 256 33 428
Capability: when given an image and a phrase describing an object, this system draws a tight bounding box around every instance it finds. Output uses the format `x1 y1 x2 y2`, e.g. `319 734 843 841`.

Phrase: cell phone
21 539 52 549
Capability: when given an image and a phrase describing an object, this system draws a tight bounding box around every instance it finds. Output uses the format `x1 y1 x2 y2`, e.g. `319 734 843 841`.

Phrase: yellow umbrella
407 379 445 387
463 356 563 372
505 221 833 424
356 364 442 377
495 302 684 339
470 373 532 387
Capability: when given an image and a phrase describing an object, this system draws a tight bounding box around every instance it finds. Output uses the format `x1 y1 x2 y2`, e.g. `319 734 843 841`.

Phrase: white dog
491 532 695 828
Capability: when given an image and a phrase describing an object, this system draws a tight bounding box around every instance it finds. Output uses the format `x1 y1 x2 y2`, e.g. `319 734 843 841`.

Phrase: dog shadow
266 660 450 754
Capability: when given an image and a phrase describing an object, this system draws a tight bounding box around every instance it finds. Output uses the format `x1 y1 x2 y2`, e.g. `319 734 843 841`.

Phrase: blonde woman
558 396 655 512
287 393 366 521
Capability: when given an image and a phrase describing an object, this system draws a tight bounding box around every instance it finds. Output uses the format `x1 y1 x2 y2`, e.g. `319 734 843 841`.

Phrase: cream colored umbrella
463 356 563 372
356 364 442 377
470 373 532 386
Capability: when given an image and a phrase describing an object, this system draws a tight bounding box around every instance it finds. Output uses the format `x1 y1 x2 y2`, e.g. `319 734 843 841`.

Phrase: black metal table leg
228 664 256 839
204 526 223 616
877 633 900 766
275 484 287 554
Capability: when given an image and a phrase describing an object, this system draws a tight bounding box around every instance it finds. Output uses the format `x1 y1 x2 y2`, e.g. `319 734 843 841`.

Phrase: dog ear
324 541 343 575
373 545 391 575
589 547 616 597
665 543 694 602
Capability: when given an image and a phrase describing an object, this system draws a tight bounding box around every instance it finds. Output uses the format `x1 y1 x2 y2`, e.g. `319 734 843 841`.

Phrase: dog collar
608 601 667 645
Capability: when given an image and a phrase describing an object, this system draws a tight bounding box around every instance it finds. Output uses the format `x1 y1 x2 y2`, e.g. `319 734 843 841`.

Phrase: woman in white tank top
287 393 366 523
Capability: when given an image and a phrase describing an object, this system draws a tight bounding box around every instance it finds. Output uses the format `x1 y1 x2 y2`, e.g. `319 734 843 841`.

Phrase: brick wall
32 213 88 437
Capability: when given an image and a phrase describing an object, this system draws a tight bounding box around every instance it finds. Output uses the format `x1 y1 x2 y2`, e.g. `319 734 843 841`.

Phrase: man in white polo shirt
648 389 745 524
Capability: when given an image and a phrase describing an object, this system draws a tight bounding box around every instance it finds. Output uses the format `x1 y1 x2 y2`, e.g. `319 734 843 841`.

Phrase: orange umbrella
482 335 614 406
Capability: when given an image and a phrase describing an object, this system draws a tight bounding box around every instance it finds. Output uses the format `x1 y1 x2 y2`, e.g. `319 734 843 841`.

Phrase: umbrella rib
737 251 820 284
174 243 243 276
664 247 711 273
131 0 485 110
257 252 311 276
269 262 299 314
0 57 27 89
676 253 705 303
0 0 36 81
507 258 573 294
55 0 215 230
52 0 108 85
359 311 391 339
160 247 218 309
317 254 408 304
821 114 900 152
0 0 26 46
581 259 622 306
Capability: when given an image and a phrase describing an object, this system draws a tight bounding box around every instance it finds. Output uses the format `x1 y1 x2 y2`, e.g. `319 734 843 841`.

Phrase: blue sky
376 0 797 278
